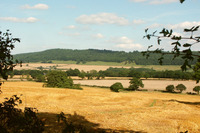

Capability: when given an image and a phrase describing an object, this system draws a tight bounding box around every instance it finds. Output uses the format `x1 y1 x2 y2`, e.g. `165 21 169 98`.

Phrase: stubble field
1 81 200 133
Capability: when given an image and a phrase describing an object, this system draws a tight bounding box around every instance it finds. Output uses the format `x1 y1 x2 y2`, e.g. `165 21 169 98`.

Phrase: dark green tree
128 77 144 91
176 84 187 93
45 70 73 88
110 82 124 92
0 29 44 132
193 86 200 94
166 85 175 93
78 71 86 80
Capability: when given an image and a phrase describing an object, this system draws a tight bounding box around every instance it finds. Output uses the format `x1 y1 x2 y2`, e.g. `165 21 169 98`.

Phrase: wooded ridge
14 48 198 65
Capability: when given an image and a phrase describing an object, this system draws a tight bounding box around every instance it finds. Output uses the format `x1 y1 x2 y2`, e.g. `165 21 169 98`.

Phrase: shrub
110 82 124 92
193 86 200 94
176 84 186 93
166 85 175 92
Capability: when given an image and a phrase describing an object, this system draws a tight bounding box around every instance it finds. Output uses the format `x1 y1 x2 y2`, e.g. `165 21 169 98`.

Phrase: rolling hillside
14 48 196 65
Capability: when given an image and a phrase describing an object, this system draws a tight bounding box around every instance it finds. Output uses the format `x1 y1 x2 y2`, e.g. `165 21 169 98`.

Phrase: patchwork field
14 62 182 71
1 81 200 133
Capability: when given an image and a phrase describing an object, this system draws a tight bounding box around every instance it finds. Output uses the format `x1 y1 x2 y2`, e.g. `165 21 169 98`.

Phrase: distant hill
13 48 196 65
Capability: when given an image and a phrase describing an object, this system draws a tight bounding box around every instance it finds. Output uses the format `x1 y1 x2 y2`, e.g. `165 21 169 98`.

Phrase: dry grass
1 81 200 133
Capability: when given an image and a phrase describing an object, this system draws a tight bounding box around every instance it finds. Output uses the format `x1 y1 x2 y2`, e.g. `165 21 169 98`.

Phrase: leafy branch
143 26 200 71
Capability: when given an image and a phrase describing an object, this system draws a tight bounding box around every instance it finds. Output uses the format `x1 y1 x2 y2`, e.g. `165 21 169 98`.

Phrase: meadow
1 81 200 133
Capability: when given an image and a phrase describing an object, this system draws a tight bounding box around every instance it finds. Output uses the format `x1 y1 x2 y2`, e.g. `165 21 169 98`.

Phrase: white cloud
0 17 38 23
130 0 178 4
168 21 200 29
133 19 145 24
22 4 49 10
76 13 129 26
67 25 76 29
149 0 177 5
93 33 104 39
149 21 200 29
111 36 143 50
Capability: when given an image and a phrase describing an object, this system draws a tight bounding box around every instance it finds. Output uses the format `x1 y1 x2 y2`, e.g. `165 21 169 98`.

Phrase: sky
0 0 200 54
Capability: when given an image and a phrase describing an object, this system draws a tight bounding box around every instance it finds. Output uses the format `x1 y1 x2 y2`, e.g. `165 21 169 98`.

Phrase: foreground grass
1 81 200 133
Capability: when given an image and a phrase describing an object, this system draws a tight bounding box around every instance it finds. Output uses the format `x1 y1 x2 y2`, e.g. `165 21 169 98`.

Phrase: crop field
14 63 131 71
1 81 200 133
74 79 200 93
14 62 182 71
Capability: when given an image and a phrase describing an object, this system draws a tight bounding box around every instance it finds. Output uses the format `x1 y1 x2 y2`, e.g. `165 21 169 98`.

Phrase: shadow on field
38 112 146 133
169 99 200 105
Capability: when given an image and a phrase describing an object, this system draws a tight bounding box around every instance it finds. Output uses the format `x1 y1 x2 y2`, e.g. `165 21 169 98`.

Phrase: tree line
10 67 194 81
14 49 198 65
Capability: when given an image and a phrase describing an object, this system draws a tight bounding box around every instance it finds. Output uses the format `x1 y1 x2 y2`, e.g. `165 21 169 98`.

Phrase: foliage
78 71 86 80
110 82 124 92
66 68 80 76
166 85 175 92
0 29 44 132
44 70 82 89
35 74 46 82
128 77 144 91
176 84 187 93
0 95 44 133
143 2 200 82
10 68 194 81
14 48 193 65
57 112 101 133
193 86 200 94
0 30 21 80
45 71 73 88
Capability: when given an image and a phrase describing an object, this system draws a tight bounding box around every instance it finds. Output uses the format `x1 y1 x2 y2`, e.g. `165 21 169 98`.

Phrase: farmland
74 79 200 92
1 81 200 133
14 62 182 71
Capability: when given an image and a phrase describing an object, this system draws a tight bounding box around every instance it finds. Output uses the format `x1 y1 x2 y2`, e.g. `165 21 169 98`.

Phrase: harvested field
14 63 131 71
74 79 200 93
1 81 200 133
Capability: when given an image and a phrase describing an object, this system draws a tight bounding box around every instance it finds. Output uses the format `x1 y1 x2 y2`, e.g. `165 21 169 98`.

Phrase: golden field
1 81 200 133
14 63 182 71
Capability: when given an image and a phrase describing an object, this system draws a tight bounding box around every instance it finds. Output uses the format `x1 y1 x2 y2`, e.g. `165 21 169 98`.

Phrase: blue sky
0 0 200 54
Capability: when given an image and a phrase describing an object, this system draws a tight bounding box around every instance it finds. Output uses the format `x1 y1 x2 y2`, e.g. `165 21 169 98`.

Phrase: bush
110 82 124 92
166 85 175 92
176 84 186 93
193 86 200 94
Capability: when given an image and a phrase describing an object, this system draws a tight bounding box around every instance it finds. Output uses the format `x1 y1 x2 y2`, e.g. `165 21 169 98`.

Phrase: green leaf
180 0 185 3
183 43 192 47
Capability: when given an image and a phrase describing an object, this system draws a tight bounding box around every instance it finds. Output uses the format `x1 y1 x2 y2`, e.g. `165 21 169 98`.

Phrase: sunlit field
74 79 200 93
1 81 200 133
14 62 182 71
